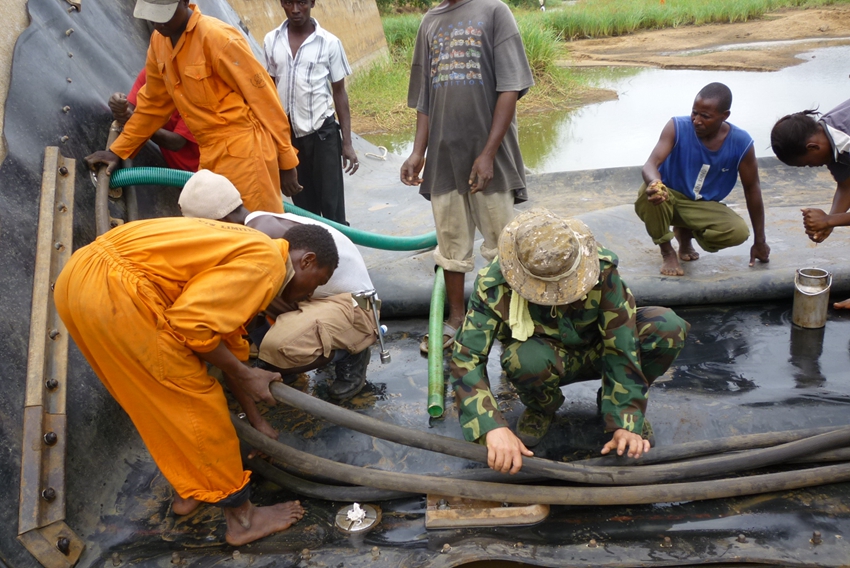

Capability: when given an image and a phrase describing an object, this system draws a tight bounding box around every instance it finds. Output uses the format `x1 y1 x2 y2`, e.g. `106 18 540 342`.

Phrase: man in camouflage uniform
450 208 689 474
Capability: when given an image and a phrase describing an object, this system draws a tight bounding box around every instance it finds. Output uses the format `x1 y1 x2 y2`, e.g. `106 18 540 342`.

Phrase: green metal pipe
427 267 446 418
108 167 438 251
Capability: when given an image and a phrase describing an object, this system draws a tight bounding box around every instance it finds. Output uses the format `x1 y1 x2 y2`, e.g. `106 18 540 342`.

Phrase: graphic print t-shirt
408 0 534 200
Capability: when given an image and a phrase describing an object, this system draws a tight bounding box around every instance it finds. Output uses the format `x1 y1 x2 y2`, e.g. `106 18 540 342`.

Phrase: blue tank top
658 116 754 202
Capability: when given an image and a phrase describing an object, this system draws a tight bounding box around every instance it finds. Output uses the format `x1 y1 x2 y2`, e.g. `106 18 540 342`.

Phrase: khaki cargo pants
259 293 378 369
634 184 749 253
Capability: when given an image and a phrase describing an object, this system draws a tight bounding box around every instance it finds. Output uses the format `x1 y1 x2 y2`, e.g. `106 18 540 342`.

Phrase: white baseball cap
134 0 180 23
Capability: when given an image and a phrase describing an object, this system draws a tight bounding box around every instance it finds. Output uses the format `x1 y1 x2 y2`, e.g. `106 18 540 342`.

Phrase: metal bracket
17 147 84 567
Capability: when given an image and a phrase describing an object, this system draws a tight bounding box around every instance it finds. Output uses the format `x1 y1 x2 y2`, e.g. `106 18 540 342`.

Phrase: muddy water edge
365 44 850 173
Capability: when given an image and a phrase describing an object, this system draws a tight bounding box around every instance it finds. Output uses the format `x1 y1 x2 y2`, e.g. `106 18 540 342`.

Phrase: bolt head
440 543 451 553
42 487 56 501
56 537 70 555
46 378 59 390
44 431 58 445
737 534 747 543
588 538 598 548
58 166 69 176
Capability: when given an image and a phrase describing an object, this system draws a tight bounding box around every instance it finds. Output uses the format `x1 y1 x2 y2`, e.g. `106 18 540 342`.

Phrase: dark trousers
291 116 347 224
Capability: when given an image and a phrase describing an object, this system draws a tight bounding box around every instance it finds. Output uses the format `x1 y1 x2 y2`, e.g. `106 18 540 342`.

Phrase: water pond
365 44 850 173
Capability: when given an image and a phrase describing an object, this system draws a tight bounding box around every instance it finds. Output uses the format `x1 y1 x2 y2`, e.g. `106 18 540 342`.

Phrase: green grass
349 11 577 132
532 0 850 40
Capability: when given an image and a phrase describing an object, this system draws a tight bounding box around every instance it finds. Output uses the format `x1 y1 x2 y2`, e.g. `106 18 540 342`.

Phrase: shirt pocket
182 63 215 107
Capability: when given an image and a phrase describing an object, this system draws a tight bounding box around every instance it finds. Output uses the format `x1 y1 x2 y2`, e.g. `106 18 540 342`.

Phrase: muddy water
365 45 850 173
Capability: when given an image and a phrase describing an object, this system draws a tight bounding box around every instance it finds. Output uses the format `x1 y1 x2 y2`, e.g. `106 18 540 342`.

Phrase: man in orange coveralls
54 216 338 545
84 0 302 212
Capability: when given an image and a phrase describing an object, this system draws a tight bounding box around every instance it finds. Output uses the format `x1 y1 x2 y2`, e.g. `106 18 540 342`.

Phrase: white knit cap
178 170 243 220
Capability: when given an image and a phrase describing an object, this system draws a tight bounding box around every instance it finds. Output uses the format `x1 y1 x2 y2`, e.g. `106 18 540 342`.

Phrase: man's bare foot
224 500 305 546
659 242 684 276
834 298 850 310
172 495 201 516
673 227 700 261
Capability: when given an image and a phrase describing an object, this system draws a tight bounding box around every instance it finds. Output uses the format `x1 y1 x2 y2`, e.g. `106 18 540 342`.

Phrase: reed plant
539 0 850 40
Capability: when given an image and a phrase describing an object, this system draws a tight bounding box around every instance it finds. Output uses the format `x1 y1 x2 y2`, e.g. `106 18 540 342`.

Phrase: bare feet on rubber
224 500 305 546
659 242 684 276
674 227 700 261
172 494 201 516
834 298 850 310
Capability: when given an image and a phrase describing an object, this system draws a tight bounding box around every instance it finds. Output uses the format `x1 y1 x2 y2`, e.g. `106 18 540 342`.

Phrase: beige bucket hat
498 208 599 306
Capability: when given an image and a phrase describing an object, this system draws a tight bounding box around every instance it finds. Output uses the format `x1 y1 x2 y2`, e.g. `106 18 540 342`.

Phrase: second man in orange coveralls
85 0 302 212
54 216 339 545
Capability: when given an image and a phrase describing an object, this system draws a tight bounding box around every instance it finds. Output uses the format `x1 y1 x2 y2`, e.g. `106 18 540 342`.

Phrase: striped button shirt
263 18 352 139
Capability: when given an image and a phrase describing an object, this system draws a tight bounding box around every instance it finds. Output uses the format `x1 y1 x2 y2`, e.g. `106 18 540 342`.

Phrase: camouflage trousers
500 306 687 416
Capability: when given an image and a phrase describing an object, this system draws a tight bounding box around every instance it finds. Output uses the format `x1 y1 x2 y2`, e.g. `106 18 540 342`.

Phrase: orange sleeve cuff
184 334 222 354
222 331 250 362
277 147 299 171
109 133 141 160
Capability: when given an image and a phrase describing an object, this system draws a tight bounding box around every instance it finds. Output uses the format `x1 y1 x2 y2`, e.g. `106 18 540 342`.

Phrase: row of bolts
43 167 70 556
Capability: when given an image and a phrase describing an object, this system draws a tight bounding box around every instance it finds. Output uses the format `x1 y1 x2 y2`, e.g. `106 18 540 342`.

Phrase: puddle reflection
789 325 826 388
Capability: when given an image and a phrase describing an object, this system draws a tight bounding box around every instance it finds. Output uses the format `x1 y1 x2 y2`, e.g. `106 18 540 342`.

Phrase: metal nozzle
356 289 391 364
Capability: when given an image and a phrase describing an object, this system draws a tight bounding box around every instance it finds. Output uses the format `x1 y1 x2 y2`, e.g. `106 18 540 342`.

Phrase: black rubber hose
270 382 850 485
577 426 838 466
789 447 850 464
249 455 544 502
234 417 850 506
246 456 414 501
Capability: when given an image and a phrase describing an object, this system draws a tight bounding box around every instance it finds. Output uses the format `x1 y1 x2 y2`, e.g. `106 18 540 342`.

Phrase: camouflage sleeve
596 265 649 435
449 275 510 443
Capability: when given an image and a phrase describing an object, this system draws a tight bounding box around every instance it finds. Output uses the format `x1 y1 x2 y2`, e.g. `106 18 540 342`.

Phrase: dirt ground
566 5 850 72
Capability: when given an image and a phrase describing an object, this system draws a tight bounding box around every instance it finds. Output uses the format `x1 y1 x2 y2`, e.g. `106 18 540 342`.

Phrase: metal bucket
792 268 832 329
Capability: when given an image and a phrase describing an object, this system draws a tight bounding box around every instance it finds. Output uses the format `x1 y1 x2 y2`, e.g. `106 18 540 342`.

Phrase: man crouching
450 208 689 474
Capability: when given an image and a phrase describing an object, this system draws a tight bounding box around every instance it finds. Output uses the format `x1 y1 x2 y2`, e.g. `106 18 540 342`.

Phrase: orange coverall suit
109 5 298 213
54 217 289 503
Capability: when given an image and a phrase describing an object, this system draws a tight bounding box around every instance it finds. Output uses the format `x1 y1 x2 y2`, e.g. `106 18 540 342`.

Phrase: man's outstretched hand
600 428 650 459
484 427 534 474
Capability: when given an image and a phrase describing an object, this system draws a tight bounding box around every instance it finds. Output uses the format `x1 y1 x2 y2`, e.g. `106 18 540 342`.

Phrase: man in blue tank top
635 83 770 276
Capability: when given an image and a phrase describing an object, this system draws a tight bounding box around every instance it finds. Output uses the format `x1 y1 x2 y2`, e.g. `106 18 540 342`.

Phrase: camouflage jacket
450 247 649 442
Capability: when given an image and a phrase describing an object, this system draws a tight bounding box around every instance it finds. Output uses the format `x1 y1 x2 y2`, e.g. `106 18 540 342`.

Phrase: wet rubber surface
79 303 850 567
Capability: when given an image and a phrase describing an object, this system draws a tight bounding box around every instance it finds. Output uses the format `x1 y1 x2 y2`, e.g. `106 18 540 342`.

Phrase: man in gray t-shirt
400 0 534 352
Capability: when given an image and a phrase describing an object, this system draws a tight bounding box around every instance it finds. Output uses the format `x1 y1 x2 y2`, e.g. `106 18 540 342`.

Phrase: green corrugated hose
108 167 438 251
427 267 446 418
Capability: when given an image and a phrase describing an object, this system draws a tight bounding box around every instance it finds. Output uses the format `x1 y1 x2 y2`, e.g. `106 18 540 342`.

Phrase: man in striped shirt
264 0 359 225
